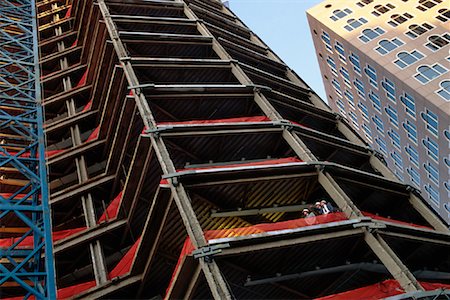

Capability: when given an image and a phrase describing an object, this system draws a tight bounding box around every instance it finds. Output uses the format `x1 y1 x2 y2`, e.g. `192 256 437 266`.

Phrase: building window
376 138 388 155
422 137 439 162
388 13 413 27
373 115 385 134
335 41 346 62
390 151 404 170
424 162 439 186
336 98 346 116
445 181 450 193
425 33 450 51
421 109 439 136
415 63 448 84
349 111 359 129
345 90 355 109
327 56 338 75
407 168 421 188
331 78 342 96
362 124 373 142
388 130 401 149
358 102 369 121
349 52 361 74
406 23 434 39
424 185 440 206
353 78 365 98
445 157 450 168
381 78 396 103
403 120 418 144
445 130 450 141
394 50 424 69
437 80 450 101
416 0 442 12
331 8 353 21
356 0 373 7
364 65 378 88
359 27 385 43
400 92 416 118
344 17 368 31
405 145 419 167
385 105 399 127
372 4 395 16
340 67 351 86
375 38 404 55
369 91 381 112
436 8 450 22
321 31 333 52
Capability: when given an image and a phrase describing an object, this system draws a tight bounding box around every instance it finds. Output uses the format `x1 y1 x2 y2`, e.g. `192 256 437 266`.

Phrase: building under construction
1 0 450 299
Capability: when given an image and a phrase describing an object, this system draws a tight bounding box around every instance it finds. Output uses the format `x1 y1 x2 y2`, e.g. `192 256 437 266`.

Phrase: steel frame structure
2 0 449 298
0 0 56 299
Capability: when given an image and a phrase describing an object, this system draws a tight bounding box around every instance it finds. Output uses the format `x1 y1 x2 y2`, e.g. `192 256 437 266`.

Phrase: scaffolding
0 0 56 298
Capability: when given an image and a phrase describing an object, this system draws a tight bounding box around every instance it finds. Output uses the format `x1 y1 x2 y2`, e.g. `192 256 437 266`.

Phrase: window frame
394 49 425 69
436 80 450 101
375 38 404 55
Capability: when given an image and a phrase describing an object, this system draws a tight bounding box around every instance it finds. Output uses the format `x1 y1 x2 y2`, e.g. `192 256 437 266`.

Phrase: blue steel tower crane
0 0 56 298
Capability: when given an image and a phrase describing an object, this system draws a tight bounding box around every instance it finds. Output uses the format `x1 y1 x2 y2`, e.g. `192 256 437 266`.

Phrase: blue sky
229 0 326 101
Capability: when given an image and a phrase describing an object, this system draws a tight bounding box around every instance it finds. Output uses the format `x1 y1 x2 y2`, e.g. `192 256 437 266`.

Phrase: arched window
330 8 352 21
437 80 450 101
400 92 416 117
385 105 399 126
415 64 448 84
334 41 346 61
356 0 373 7
424 162 439 185
407 168 421 187
375 38 404 55
405 145 419 167
394 50 424 68
390 151 403 170
444 181 450 193
425 33 450 51
364 65 378 88
388 130 401 149
369 91 381 112
326 56 337 75
359 27 385 43
353 78 365 97
406 23 434 39
340 67 351 85
388 13 413 27
424 185 440 206
446 158 450 168
417 0 441 11
421 109 439 136
403 120 418 143
444 130 450 141
321 31 332 52
372 115 385 133
372 4 395 16
344 18 367 31
436 8 450 22
422 137 439 161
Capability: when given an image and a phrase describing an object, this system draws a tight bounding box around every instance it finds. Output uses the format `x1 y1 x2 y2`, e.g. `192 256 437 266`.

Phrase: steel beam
364 231 423 293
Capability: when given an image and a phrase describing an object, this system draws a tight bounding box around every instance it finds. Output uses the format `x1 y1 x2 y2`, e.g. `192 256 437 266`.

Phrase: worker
302 208 315 218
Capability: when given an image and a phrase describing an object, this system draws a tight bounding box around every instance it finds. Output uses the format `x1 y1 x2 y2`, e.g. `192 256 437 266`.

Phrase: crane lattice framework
0 0 56 298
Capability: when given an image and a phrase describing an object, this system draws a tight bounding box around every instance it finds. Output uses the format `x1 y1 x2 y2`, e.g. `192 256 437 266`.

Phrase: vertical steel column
0 0 56 298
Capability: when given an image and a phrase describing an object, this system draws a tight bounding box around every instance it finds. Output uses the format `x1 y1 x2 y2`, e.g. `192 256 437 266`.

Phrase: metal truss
0 0 56 298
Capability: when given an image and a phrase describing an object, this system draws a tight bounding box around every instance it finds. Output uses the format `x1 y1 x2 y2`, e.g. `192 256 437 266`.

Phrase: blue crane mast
0 0 56 298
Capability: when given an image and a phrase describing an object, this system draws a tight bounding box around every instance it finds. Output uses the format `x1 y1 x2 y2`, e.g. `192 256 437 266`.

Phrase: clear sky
228 0 327 101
